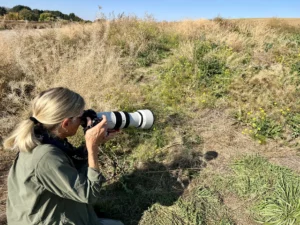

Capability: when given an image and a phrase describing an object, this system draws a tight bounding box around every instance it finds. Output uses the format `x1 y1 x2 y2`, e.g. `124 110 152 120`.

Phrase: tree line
0 5 84 22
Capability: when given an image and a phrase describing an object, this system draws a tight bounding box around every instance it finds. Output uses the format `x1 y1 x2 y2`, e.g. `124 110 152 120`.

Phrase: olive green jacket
6 144 105 225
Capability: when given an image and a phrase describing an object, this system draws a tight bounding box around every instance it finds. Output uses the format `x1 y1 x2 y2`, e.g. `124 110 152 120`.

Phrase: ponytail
4 119 41 152
3 87 85 152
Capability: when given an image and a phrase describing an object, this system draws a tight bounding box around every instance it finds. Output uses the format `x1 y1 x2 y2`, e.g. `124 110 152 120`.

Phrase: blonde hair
3 87 85 152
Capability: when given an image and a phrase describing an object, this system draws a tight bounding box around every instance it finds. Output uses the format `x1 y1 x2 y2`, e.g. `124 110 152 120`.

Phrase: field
0 20 57 30
1 17 300 224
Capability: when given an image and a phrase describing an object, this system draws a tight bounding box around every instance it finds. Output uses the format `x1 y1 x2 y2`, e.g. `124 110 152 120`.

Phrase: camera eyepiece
80 109 103 134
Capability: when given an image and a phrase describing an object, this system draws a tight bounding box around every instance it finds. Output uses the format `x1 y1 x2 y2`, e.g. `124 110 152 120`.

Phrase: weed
238 106 289 143
255 176 300 225
194 41 233 98
218 155 300 225
136 33 179 67
286 112 300 138
291 61 300 76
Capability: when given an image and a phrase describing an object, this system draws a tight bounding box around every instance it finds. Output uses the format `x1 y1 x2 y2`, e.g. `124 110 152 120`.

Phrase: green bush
193 41 232 98
155 57 196 110
39 12 54 21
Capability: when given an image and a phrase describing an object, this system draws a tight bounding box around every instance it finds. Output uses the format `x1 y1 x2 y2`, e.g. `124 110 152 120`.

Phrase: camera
80 109 154 133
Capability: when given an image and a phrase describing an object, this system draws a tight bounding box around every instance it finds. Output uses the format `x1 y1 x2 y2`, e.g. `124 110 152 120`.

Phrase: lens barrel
97 109 154 130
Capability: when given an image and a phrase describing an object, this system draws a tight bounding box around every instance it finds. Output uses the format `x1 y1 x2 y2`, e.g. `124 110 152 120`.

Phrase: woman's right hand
85 115 108 154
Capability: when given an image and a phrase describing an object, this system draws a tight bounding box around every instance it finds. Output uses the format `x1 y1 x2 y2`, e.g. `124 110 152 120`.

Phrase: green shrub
136 33 179 67
193 41 232 98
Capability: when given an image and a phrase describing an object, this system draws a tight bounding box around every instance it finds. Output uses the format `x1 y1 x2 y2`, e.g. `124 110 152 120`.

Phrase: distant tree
69 12 83 22
50 10 64 19
69 13 76 21
74 15 83 22
19 8 36 21
6 12 19 20
39 12 54 22
3 5 84 22
32 9 43 15
9 5 31 13
31 9 41 21
63 14 70 20
0 6 7 16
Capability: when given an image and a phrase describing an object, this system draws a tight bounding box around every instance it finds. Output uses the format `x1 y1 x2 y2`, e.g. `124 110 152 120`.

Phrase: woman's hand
85 115 107 170
85 115 108 150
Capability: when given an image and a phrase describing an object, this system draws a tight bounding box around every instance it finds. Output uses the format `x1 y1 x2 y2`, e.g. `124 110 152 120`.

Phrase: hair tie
29 116 40 125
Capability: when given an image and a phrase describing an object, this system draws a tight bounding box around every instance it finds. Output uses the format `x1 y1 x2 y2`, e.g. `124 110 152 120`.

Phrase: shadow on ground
94 151 218 225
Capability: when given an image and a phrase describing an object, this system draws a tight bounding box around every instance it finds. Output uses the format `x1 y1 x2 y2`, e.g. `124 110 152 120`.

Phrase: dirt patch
223 193 259 225
190 109 300 224
193 109 300 173
268 154 300 173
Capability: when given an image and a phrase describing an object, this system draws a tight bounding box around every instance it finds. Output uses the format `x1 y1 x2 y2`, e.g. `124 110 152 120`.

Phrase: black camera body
80 109 103 134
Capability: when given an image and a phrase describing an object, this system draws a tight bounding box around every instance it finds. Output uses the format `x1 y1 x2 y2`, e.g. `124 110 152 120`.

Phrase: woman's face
67 117 82 136
68 111 84 136
60 110 84 137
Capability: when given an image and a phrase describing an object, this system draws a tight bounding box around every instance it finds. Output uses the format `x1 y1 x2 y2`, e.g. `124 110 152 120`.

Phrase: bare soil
190 109 299 224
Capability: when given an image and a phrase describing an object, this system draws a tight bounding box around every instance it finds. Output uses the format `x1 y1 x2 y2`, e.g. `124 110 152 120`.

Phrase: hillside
1 17 300 224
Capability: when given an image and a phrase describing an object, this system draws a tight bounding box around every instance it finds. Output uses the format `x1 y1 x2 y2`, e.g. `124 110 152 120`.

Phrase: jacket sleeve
35 147 105 204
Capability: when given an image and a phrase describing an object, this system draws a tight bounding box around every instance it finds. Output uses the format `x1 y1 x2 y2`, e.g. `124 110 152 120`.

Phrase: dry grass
0 20 56 30
1 17 300 224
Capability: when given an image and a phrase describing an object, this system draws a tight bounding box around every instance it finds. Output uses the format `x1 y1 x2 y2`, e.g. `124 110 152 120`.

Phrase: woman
4 87 124 225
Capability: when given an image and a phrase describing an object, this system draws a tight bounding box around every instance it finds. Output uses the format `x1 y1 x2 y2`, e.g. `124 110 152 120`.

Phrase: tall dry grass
1 17 300 148
1 17 300 225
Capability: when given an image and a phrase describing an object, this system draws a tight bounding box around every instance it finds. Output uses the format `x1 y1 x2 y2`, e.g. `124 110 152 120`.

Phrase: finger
101 115 107 124
86 117 92 126
95 115 107 129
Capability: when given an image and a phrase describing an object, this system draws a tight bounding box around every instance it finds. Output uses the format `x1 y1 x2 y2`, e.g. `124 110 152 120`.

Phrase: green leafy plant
240 108 282 143
255 176 300 225
221 155 300 225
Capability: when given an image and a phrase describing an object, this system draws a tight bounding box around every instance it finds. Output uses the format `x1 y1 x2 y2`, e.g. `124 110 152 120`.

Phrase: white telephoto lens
97 109 154 130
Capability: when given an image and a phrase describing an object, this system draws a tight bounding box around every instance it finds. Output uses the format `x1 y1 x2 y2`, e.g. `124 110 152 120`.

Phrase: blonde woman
4 87 123 225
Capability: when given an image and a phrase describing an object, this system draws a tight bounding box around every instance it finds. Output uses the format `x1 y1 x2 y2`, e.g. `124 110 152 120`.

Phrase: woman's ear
61 118 71 130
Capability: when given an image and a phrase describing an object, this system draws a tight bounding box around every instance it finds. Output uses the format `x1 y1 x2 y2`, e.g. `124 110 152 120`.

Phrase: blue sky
1 0 299 21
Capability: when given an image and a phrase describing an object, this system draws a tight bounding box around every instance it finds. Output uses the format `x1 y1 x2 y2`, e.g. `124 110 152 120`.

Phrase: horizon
1 0 300 22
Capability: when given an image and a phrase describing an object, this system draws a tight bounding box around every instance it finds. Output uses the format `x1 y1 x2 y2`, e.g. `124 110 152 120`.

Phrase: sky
1 0 299 22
